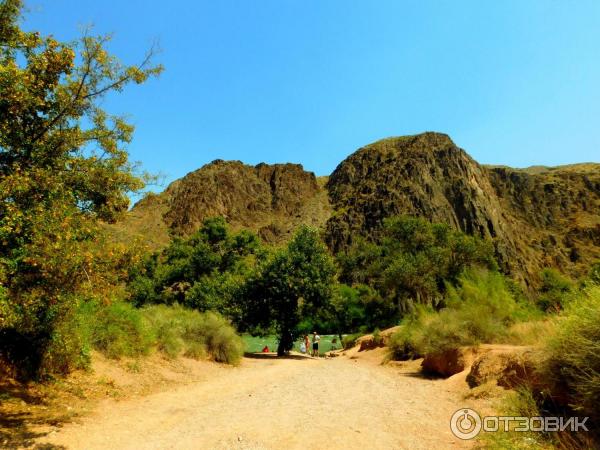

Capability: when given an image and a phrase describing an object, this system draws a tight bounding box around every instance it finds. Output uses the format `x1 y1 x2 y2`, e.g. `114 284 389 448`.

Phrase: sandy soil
35 348 485 450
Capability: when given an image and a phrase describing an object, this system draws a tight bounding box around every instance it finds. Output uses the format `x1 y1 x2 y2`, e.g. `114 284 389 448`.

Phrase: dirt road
40 352 474 449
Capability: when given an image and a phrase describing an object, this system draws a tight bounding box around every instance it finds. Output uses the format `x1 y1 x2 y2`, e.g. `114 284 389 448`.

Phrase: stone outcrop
114 160 331 247
323 132 600 286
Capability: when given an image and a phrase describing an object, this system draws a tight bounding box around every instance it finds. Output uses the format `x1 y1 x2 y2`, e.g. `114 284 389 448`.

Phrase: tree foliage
241 226 336 355
128 217 264 321
0 0 161 376
337 216 497 316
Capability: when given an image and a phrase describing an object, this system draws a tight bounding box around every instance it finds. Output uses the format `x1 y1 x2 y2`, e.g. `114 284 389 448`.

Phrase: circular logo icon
450 408 482 440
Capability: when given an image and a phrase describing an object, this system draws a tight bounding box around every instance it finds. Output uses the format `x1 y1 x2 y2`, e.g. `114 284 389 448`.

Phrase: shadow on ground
0 380 69 449
243 352 314 361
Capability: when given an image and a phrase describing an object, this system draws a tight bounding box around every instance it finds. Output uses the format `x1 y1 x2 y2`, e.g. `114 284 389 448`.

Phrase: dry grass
507 320 556 346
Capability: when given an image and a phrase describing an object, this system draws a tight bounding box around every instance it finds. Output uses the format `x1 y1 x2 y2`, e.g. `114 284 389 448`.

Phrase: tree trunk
277 328 293 356
277 339 286 356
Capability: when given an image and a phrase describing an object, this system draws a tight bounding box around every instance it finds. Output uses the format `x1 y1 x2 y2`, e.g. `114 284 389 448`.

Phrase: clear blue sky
23 0 600 191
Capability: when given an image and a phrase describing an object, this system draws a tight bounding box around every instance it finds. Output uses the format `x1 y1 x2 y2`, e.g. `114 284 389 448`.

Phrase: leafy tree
308 283 396 340
337 216 497 316
0 0 161 376
336 237 382 285
324 284 362 341
242 226 335 355
128 217 263 322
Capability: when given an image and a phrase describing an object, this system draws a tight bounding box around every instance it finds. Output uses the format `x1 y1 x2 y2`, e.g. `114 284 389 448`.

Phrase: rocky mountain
110 160 331 248
111 132 600 286
324 132 600 286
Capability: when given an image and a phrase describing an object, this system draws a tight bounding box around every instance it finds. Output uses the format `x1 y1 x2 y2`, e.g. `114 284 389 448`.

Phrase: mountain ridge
109 132 600 286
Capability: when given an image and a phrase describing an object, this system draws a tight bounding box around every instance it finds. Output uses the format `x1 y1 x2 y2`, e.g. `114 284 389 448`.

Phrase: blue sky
23 0 600 190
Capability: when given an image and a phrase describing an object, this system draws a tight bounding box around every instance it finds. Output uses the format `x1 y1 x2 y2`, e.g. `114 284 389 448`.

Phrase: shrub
2 298 244 379
589 261 600 285
541 285 600 423
479 387 548 450
342 332 363 349
536 268 574 312
88 301 154 359
507 320 555 346
482 383 598 449
388 318 426 360
196 312 244 364
372 328 383 347
184 341 207 360
39 303 92 376
141 305 243 364
389 270 529 359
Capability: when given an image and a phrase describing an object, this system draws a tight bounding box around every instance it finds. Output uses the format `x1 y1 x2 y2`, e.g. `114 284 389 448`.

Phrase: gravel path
41 354 472 449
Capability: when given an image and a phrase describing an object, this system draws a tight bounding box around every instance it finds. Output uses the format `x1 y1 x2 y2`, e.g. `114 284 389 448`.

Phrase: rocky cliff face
484 163 600 283
324 133 509 251
115 160 331 246
323 133 600 285
113 132 600 286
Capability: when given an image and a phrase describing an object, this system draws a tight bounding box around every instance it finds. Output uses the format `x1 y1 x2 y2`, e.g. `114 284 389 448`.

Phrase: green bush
389 270 530 359
88 301 154 359
536 268 574 312
589 261 600 285
342 332 363 349
141 304 243 364
388 307 433 360
24 300 244 376
196 311 244 364
482 383 598 448
541 285 600 422
372 328 383 346
21 298 152 376
184 341 207 359
506 320 555 346
3 298 244 377
480 387 548 450
39 301 92 376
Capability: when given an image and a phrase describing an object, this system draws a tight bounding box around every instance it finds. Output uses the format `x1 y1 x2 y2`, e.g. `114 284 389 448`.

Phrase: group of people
300 331 321 357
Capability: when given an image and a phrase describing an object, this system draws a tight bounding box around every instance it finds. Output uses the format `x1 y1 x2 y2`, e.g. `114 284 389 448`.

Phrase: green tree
327 284 364 341
128 217 263 323
242 226 336 355
337 216 497 316
0 0 161 376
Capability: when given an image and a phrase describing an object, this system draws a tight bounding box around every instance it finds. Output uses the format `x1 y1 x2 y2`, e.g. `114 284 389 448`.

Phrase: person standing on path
312 331 321 357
